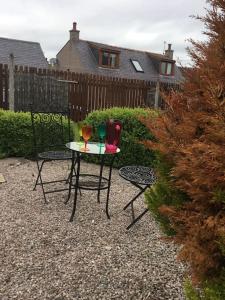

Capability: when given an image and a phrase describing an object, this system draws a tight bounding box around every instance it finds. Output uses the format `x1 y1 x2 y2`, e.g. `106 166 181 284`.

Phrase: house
0 37 48 111
0 37 48 68
56 22 183 84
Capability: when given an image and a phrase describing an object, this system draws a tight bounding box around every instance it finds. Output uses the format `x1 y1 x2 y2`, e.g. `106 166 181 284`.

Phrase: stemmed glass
105 120 122 153
81 125 92 151
97 123 106 147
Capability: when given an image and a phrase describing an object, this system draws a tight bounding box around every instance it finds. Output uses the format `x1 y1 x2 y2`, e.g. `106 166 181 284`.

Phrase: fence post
154 80 160 109
8 53 15 111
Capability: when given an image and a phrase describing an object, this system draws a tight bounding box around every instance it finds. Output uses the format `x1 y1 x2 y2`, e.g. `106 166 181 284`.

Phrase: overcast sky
0 0 208 65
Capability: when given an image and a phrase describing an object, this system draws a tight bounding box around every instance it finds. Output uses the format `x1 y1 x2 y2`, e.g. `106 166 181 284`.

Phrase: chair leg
124 185 150 229
34 160 48 203
126 208 149 230
33 160 45 190
123 185 149 210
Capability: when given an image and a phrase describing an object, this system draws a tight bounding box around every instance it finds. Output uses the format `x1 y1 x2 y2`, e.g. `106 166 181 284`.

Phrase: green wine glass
97 123 106 147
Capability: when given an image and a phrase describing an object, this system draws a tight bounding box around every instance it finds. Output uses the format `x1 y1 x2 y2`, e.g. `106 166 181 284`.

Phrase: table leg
105 156 116 219
65 151 75 204
69 152 81 222
97 155 105 203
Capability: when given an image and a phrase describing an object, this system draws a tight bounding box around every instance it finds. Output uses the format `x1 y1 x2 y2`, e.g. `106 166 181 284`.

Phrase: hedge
0 109 73 158
83 107 157 168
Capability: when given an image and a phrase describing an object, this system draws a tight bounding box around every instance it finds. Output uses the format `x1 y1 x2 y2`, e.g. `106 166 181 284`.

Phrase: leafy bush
145 153 188 236
185 271 225 300
83 107 157 168
0 109 73 158
0 110 32 158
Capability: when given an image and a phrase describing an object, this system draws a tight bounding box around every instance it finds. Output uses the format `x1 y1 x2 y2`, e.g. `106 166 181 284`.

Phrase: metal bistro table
66 142 120 222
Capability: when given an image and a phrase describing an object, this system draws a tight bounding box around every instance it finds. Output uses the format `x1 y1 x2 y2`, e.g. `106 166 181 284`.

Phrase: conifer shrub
143 0 225 289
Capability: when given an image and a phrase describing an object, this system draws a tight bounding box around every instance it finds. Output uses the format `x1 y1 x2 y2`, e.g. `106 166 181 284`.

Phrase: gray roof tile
71 40 183 83
0 37 48 68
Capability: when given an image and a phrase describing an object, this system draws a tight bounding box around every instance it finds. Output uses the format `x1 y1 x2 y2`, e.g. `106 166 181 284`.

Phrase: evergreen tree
144 0 225 282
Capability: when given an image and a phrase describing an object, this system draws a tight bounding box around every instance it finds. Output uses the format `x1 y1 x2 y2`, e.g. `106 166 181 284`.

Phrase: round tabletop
66 142 120 155
119 165 156 185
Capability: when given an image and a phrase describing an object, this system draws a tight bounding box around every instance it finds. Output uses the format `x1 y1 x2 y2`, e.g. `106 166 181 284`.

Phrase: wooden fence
0 64 180 122
0 64 9 110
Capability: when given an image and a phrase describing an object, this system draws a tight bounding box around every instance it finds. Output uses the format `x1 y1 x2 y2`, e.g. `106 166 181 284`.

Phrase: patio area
0 157 186 300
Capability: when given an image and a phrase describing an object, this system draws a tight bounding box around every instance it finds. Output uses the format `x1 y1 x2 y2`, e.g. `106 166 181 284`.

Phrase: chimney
165 43 174 60
70 22 80 41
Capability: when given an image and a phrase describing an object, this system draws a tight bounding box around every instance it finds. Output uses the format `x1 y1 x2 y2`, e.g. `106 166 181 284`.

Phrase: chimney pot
165 43 174 60
70 21 80 41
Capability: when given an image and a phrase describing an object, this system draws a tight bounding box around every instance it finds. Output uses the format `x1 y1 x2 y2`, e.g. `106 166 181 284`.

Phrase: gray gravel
0 157 187 300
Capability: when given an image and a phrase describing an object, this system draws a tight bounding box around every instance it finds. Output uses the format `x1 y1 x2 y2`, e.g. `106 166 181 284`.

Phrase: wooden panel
0 63 180 120
0 64 9 110
0 64 3 108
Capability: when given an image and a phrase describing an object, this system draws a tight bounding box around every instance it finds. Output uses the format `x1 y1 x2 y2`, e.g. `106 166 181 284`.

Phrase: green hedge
184 271 225 300
144 153 189 235
0 109 73 158
83 107 157 168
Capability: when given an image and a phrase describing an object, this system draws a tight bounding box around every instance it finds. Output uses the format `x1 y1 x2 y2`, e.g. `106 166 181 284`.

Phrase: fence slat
0 63 180 120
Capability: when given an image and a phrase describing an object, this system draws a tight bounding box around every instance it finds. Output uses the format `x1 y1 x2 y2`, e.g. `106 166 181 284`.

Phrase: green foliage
185 271 225 300
211 188 225 205
0 109 73 158
185 280 200 300
145 153 188 235
0 110 33 157
83 107 157 168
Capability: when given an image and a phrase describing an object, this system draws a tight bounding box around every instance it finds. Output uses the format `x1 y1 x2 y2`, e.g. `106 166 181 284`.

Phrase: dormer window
160 61 174 76
131 59 144 72
99 50 119 68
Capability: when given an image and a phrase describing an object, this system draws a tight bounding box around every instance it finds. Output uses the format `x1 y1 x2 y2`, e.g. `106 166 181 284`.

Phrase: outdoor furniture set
31 107 156 229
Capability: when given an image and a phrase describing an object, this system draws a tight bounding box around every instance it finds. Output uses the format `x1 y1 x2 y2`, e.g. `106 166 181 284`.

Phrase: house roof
58 39 183 84
0 37 48 68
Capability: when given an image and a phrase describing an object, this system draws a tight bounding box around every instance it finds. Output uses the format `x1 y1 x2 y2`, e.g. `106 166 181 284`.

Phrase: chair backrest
31 107 71 154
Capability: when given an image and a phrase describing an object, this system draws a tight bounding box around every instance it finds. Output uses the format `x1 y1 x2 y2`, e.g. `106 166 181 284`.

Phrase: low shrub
185 270 225 300
145 153 188 235
0 109 73 158
83 107 157 168
0 110 33 158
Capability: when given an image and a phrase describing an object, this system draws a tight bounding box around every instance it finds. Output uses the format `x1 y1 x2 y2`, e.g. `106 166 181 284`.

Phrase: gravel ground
0 157 186 300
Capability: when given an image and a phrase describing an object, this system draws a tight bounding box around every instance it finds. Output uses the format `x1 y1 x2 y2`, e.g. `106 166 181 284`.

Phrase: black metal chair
31 107 75 203
119 166 156 230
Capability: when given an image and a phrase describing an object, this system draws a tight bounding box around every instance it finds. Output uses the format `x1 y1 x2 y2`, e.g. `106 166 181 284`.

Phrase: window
160 61 174 75
99 50 119 68
131 59 144 72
